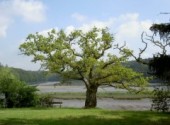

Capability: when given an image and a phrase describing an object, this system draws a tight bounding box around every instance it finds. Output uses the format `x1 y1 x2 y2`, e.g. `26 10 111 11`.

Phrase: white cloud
71 13 87 22
12 0 46 22
0 16 11 37
75 18 115 33
75 13 154 58
0 0 46 38
0 1 11 38
114 14 153 58
38 13 155 59
117 21 140 38
116 14 152 39
81 20 111 31
38 18 114 36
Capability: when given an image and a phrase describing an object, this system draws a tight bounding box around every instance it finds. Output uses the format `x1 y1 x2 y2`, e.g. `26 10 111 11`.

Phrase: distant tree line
0 63 60 84
0 60 159 85
125 60 163 83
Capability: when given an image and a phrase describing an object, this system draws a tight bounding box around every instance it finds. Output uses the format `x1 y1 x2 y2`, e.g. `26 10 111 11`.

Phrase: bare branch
113 41 126 50
128 32 149 65
139 32 148 58
145 32 169 55
114 39 148 65
130 32 149 64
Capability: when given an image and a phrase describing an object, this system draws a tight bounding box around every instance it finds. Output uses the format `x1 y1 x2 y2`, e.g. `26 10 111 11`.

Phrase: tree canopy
19 27 148 108
150 23 170 40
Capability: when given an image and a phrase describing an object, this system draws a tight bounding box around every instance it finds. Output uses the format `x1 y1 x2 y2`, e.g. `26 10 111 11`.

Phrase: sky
0 0 170 71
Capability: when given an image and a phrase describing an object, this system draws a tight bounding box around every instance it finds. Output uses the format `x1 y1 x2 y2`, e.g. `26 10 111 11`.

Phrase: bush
3 83 39 108
0 67 39 108
151 88 170 112
38 94 54 107
15 85 39 107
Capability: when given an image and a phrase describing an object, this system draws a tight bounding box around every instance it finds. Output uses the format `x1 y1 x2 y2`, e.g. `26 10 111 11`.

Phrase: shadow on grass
101 110 170 125
0 112 170 125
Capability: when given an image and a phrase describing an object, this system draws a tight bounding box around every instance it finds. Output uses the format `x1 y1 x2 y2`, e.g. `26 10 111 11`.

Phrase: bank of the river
54 98 152 111
37 85 154 110
37 85 144 93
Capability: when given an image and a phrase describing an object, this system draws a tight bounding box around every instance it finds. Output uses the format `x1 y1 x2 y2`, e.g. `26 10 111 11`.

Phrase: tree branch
95 73 113 82
132 32 148 65
145 33 169 55
115 32 148 65
76 68 89 88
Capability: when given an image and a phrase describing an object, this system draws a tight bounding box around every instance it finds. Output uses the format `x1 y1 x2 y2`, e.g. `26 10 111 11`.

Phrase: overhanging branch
114 32 148 65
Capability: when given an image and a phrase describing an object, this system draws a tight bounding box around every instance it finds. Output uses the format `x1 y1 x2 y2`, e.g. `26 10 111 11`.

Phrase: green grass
0 108 169 125
41 91 153 100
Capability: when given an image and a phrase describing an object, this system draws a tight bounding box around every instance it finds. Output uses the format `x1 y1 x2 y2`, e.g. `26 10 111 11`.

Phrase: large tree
19 27 148 108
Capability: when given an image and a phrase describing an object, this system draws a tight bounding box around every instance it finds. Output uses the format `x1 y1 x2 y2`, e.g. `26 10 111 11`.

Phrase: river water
53 98 152 111
37 84 127 93
36 83 152 110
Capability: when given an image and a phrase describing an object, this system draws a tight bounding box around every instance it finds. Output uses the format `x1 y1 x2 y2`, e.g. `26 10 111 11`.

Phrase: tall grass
40 91 153 100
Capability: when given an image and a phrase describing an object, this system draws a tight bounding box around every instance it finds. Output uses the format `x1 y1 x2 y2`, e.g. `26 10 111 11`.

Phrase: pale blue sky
0 0 170 70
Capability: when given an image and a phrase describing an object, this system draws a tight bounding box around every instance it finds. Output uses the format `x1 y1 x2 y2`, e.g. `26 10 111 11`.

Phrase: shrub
0 67 39 108
39 94 54 107
151 88 170 112
16 85 39 107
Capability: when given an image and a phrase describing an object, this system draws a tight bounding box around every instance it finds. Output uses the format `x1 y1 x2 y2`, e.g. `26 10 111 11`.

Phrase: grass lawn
0 108 169 125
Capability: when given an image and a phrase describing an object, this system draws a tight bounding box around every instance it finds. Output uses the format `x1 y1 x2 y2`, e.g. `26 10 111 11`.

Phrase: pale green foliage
20 27 148 92
0 67 38 108
0 67 21 94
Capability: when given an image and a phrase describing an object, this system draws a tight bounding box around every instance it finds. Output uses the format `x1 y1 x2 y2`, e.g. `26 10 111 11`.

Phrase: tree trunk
85 85 98 108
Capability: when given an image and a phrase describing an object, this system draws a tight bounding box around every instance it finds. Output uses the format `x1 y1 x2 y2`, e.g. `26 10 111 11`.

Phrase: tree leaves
19 27 148 91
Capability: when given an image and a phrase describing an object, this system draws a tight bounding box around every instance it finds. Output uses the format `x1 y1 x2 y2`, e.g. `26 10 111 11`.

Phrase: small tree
19 27 148 108
0 67 38 108
151 88 170 112
0 67 20 107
